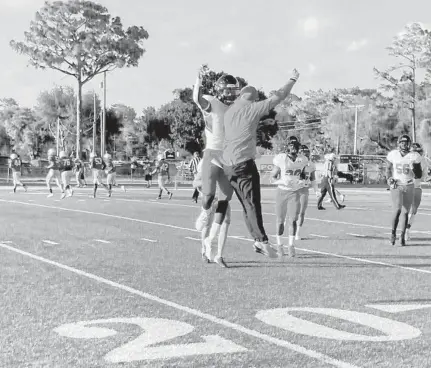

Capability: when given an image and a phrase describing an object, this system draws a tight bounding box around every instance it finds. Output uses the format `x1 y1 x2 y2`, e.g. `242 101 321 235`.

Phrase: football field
1 185 431 368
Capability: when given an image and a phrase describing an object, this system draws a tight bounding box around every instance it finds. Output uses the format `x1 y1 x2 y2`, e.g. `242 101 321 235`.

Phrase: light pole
347 104 365 155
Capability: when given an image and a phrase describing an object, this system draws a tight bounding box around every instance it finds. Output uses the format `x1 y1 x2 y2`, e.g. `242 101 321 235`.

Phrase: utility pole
56 116 60 155
100 71 107 155
347 104 365 155
93 92 97 153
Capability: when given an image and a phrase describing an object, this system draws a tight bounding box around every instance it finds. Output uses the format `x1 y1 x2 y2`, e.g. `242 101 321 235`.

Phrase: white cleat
60 192 66 200
295 234 301 241
287 245 296 258
121 185 126 192
68 189 74 197
195 210 210 231
214 256 228 268
47 193 54 198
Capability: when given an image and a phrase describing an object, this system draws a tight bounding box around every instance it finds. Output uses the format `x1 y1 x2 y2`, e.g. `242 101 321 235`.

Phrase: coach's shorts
145 174 152 181
275 187 301 223
201 149 233 201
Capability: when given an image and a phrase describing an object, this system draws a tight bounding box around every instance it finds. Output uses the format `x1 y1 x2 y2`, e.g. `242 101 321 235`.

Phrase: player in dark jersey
46 148 63 198
152 155 173 200
9 153 28 193
103 153 126 197
89 152 108 198
59 151 74 199
74 158 87 187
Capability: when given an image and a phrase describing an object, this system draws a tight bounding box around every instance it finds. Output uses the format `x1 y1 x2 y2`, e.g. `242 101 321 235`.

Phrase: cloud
220 41 235 54
347 39 368 52
308 63 316 75
299 17 320 38
177 41 191 48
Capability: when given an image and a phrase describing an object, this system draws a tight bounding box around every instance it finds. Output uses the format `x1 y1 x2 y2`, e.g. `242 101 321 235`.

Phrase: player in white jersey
406 143 428 240
271 140 308 257
193 71 235 252
296 145 319 240
192 160 231 268
386 135 422 246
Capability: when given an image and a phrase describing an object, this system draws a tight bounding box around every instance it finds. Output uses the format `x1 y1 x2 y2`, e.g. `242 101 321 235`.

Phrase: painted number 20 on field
54 304 431 363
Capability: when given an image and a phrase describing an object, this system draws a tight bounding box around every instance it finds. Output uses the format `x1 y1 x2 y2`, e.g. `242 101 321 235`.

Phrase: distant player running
58 151 74 199
103 153 126 197
296 144 319 240
386 135 422 246
317 152 345 210
271 140 308 257
406 142 428 240
89 152 109 198
9 153 28 193
46 148 63 198
193 160 230 268
152 155 173 200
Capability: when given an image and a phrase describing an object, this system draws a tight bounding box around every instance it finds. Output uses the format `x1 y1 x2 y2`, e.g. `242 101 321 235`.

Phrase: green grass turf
1 187 431 367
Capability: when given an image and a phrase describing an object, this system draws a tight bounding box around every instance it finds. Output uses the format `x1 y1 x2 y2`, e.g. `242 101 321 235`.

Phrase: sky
0 0 430 114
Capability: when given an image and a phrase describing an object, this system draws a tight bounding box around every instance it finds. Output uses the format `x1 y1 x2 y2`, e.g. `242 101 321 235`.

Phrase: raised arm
193 72 211 112
267 69 300 110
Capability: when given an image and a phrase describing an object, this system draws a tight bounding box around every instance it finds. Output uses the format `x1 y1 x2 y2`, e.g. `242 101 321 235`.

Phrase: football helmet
59 151 67 158
286 140 301 157
47 148 56 157
411 142 423 155
289 136 299 143
299 144 310 158
398 135 411 153
10 153 18 160
214 74 240 105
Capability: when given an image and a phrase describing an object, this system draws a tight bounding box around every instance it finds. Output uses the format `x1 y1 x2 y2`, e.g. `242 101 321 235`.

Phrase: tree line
0 0 431 160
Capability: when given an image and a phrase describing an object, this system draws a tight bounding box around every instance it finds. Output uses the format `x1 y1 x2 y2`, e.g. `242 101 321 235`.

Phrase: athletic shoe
254 241 277 258
214 256 228 268
287 245 296 258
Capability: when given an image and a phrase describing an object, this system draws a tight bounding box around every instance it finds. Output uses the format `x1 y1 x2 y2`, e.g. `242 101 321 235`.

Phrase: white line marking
185 237 200 241
78 200 85 202
94 239 111 244
28 200 34 202
297 247 431 275
0 242 358 368
309 234 328 238
141 238 157 243
3 199 431 276
231 235 247 239
2 241 13 243
43 240 59 245
366 304 431 313
346 233 366 238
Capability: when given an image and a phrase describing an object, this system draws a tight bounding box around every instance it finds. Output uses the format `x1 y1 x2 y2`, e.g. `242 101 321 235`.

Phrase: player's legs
214 204 231 268
390 188 403 245
157 175 171 199
317 178 329 209
46 169 54 196
399 185 414 245
297 187 309 239
285 190 301 257
275 188 289 252
327 180 344 209
407 188 422 239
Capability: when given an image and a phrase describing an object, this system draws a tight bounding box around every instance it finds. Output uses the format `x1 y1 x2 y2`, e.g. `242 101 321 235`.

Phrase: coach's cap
240 85 259 102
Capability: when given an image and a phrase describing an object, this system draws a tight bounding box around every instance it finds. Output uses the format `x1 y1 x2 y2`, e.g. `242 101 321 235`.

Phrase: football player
406 142 428 240
386 135 422 246
89 152 108 198
9 153 28 193
296 145 319 240
152 155 173 199
271 140 308 257
193 160 230 268
74 158 86 187
58 151 74 199
103 153 126 197
317 152 345 210
46 148 63 198
193 71 235 249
